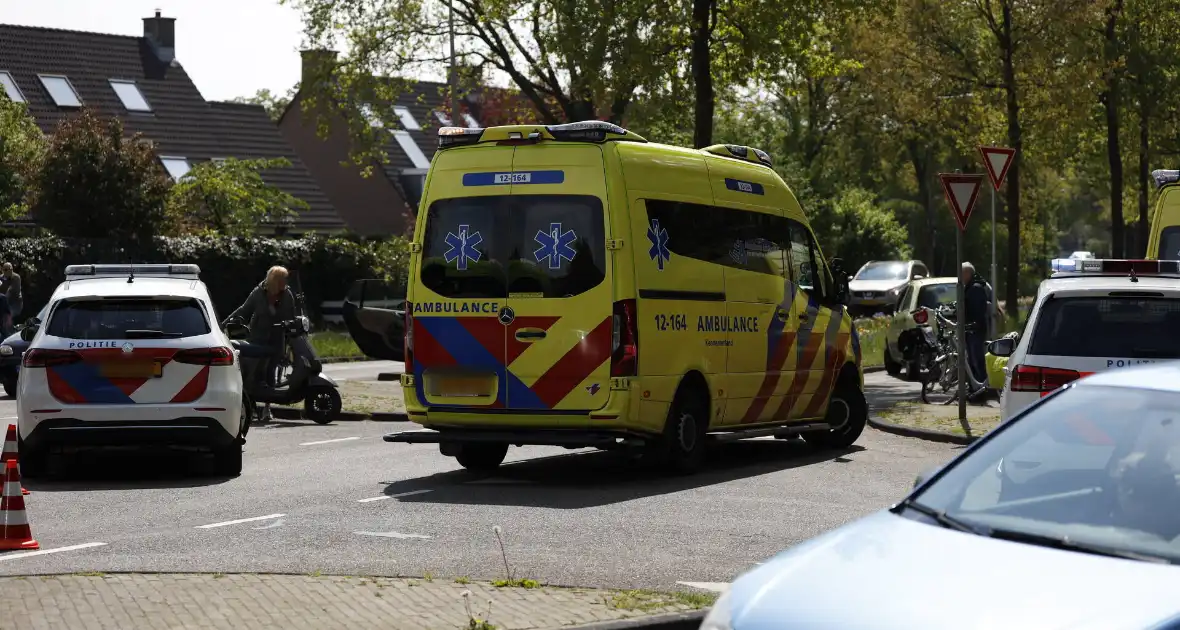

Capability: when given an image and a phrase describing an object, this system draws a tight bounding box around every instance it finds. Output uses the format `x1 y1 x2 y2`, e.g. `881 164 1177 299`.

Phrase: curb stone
863 365 884 374
571 610 708 630
377 372 400 381
867 415 978 446
319 356 372 364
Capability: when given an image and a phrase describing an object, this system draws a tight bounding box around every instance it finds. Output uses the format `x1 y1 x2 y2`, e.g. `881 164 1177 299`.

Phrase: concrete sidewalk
0 573 705 629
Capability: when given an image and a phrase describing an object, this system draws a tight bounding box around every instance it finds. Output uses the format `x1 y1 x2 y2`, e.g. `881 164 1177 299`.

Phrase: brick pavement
0 573 701 629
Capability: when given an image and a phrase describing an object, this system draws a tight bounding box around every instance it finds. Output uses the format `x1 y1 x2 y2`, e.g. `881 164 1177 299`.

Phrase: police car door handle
515 329 547 341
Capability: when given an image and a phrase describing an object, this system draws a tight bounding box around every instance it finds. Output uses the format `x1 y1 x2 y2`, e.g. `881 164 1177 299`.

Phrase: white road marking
196 514 286 529
252 518 285 530
357 489 433 503
354 531 432 539
0 542 107 562
677 582 731 593
299 436 361 446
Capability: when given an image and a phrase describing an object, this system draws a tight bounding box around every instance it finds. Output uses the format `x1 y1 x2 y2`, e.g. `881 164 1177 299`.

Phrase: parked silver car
848 259 929 317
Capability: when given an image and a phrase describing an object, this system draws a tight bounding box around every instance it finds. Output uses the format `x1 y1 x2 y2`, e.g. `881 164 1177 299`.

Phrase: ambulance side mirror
829 258 852 306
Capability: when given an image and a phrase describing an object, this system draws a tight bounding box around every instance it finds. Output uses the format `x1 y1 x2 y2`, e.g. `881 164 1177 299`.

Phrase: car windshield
855 262 907 281
909 385 1180 563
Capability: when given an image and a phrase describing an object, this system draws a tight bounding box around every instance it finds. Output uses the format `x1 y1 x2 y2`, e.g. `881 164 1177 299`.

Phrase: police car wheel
805 378 867 450
456 443 508 473
883 346 902 377
214 445 243 477
655 387 709 475
17 437 47 479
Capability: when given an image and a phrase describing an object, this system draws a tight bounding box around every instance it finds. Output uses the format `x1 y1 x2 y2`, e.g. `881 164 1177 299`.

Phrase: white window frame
159 156 192 181
393 106 420 131
461 112 480 129
0 71 25 103
108 79 152 112
433 110 452 126
37 74 82 108
392 131 431 169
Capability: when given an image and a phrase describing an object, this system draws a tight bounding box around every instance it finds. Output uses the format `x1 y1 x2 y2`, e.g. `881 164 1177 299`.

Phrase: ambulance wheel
805 370 867 450
883 346 902 377
305 387 341 424
456 443 508 473
16 438 46 479
651 385 709 475
214 444 243 477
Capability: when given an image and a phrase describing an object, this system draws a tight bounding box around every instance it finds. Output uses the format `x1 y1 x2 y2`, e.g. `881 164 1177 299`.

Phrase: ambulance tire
456 443 508 474
883 346 902 377
805 370 867 450
652 384 709 475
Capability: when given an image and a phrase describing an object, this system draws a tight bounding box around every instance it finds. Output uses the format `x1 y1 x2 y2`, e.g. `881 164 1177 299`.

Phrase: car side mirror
988 337 1016 357
19 324 38 342
913 464 943 489
913 274 925 280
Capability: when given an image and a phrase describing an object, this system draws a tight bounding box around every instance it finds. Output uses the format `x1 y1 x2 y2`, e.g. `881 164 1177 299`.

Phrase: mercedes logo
121 342 134 354
498 307 515 326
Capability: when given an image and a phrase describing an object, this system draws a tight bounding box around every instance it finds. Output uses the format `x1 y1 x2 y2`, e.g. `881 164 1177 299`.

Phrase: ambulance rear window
1028 296 1180 358
47 298 210 340
1159 226 1180 260
419 195 606 299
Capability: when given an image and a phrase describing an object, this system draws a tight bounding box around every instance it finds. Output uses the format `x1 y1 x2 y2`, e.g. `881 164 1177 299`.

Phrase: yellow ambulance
385 121 866 474
1147 169 1180 259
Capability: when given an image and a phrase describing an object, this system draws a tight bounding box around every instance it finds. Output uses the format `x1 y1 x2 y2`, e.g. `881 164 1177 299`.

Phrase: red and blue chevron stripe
46 348 210 405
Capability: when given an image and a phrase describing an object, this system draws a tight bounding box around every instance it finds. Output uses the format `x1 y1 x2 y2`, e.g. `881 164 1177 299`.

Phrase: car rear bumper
21 417 240 452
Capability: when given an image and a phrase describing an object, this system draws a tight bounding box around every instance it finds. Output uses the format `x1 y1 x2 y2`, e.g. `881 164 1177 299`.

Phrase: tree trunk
1103 0 1125 257
1001 1 1022 319
1138 99 1151 256
690 0 714 148
906 138 937 272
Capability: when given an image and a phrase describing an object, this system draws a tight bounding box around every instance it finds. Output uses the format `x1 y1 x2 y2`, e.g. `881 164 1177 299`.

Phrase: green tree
231 87 298 121
29 109 173 244
0 99 45 222
810 187 912 271
166 158 308 236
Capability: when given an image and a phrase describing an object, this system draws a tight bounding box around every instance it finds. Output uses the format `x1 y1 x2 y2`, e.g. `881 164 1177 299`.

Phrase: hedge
0 235 410 324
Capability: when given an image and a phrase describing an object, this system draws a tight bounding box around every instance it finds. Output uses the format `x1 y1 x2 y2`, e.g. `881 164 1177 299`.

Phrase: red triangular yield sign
978 146 1016 191
939 173 985 232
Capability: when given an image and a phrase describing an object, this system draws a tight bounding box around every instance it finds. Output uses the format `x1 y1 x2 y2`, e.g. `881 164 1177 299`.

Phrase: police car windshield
46 298 210 340
856 262 907 281
420 195 606 299
1028 296 1180 359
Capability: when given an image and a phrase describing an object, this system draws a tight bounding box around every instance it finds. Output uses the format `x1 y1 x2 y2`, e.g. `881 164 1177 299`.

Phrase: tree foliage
166 157 308 237
29 109 173 245
0 98 45 222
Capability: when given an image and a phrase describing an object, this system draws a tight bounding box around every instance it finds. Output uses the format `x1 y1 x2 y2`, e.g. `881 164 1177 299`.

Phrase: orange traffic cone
0 459 38 551
0 425 29 495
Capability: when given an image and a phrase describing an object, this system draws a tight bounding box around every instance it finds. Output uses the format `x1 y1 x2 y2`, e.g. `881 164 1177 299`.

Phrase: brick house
0 13 344 234
279 50 540 237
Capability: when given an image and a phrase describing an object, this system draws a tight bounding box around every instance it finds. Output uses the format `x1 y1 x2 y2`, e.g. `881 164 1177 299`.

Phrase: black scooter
225 315 343 424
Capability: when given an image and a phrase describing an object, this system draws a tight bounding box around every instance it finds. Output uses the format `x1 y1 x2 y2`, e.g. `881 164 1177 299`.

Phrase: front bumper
22 417 240 452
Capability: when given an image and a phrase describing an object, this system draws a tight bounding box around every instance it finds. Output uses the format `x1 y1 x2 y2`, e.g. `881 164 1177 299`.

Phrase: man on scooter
222 265 297 422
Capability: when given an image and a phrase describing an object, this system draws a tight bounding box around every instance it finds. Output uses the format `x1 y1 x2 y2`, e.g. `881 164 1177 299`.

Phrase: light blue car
702 363 1180 630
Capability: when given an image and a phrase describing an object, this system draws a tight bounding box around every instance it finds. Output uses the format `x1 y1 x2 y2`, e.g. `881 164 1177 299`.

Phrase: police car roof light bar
1052 258 1180 276
65 264 201 279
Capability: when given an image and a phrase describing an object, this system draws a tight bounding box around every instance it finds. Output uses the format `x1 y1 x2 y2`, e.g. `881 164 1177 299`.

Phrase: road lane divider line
357 489 433 503
195 514 286 529
299 437 362 446
0 541 107 562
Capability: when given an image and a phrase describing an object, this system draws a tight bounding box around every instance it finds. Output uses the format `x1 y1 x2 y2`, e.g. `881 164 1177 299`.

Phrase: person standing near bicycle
962 262 990 396
222 265 297 423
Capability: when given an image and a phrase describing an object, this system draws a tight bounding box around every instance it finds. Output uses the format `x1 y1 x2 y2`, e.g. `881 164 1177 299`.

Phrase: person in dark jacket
962 262 990 395
222 266 297 422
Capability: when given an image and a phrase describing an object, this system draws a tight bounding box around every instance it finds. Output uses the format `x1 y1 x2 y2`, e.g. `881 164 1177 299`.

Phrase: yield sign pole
978 146 1016 337
939 172 985 434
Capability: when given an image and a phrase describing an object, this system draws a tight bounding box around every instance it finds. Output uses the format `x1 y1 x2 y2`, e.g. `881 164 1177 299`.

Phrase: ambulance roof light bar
65 264 202 280
1051 258 1180 276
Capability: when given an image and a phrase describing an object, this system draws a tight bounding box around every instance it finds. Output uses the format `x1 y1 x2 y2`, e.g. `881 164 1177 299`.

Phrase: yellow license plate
100 361 162 379
432 375 490 398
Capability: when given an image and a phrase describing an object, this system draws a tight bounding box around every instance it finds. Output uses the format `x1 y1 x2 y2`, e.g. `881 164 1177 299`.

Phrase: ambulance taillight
611 299 638 377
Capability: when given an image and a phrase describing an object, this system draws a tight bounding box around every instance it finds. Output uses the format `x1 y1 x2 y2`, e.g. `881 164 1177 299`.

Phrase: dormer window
109 80 152 112
0 72 24 103
433 111 452 126
461 112 480 129
393 131 431 169
159 156 191 180
38 75 82 108
394 106 420 130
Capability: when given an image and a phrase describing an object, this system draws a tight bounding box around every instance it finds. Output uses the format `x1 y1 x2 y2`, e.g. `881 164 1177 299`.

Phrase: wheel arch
674 369 713 430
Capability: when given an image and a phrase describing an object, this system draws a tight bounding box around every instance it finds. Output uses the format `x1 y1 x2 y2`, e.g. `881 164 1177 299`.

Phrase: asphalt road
0 367 955 591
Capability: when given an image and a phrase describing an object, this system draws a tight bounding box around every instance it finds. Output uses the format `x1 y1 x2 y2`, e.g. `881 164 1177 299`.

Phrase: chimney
300 49 338 85
143 10 176 63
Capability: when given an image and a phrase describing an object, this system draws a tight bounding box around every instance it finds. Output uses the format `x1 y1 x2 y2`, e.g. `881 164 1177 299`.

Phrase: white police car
16 264 246 477
993 258 1180 421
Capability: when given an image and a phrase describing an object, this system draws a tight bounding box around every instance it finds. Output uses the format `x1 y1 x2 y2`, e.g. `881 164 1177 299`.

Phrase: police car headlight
700 590 733 630
0 345 13 357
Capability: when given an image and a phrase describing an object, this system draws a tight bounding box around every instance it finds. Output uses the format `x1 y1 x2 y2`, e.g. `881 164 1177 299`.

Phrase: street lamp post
448 0 459 125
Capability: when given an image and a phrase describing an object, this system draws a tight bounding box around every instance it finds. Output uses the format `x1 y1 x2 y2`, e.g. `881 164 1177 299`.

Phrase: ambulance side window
786 221 829 301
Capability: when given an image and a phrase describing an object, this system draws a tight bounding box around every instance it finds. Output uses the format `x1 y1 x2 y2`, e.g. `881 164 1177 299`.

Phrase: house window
159 156 192 180
433 110 452 126
394 106 420 130
461 112 480 129
109 80 152 112
0 72 24 103
393 131 431 169
38 75 82 107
